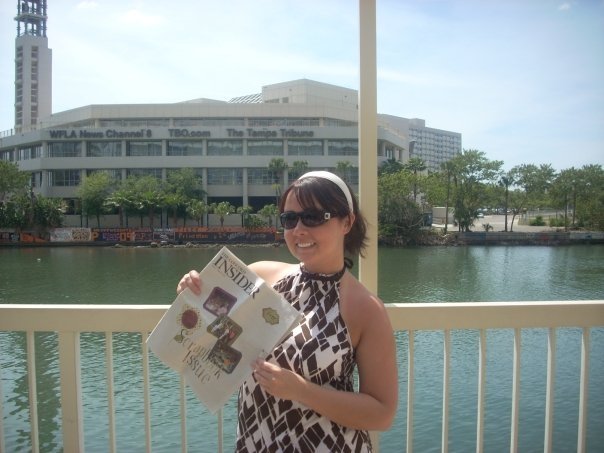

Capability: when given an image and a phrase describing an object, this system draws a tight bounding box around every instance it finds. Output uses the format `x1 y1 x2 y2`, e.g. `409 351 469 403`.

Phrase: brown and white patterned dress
236 265 372 452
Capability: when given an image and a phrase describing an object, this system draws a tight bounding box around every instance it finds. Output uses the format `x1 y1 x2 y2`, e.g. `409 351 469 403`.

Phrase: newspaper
147 246 301 413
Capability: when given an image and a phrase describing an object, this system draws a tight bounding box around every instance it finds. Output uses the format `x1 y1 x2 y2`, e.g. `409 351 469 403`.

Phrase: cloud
118 9 163 27
76 1 98 9
558 3 571 11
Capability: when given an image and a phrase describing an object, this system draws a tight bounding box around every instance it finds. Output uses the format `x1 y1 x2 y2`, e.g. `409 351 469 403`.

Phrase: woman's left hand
252 358 304 401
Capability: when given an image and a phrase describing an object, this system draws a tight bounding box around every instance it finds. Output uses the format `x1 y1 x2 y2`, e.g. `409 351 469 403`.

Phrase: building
1 2 462 221
378 115 462 172
14 0 52 133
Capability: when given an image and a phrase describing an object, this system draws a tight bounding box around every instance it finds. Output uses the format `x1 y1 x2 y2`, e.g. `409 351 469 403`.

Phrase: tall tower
14 0 52 132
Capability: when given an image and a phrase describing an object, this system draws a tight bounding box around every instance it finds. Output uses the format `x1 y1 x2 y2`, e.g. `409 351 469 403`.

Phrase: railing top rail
0 301 603 332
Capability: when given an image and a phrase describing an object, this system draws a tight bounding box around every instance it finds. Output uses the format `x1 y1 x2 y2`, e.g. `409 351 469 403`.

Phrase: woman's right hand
176 270 202 295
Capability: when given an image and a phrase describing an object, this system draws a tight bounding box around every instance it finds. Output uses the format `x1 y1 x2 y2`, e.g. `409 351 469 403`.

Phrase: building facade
1 3 462 217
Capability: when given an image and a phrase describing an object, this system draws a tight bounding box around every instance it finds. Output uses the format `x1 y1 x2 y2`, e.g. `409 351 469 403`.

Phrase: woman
177 171 398 452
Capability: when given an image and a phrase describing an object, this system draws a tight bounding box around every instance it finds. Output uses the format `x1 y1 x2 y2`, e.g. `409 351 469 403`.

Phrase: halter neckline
300 263 347 282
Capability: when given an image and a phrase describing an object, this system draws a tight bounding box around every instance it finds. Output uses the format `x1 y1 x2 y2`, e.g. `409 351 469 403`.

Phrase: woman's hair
279 174 368 258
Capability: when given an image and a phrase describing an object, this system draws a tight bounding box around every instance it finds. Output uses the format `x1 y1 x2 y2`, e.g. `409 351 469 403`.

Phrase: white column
358 0 378 292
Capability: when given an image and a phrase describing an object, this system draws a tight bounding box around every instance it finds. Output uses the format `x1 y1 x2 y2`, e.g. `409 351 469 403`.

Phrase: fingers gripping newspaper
147 247 302 414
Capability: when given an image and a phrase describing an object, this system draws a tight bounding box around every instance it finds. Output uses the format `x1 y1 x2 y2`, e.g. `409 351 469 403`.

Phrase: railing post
577 328 590 453
58 331 84 453
27 331 40 453
544 328 557 453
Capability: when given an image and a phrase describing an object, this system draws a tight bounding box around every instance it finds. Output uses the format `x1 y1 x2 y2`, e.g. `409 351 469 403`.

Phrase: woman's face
282 192 351 274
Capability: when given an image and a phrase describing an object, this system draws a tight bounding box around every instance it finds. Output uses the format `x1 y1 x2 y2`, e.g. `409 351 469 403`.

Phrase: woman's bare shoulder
340 274 390 345
249 261 299 286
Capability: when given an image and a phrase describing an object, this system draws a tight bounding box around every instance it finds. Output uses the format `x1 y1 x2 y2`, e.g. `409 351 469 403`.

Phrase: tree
268 158 288 203
165 168 205 226
441 161 455 234
335 161 354 184
378 158 404 176
213 201 235 228
498 172 515 232
0 161 29 203
105 182 136 228
448 150 503 232
237 205 254 227
508 163 555 231
257 204 279 228
124 175 165 228
377 171 423 243
573 164 604 230
33 196 65 230
403 157 427 203
77 171 116 227
289 160 309 180
550 168 577 230
187 199 210 227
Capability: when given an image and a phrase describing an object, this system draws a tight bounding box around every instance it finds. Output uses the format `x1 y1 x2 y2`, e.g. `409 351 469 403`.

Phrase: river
1 245 603 452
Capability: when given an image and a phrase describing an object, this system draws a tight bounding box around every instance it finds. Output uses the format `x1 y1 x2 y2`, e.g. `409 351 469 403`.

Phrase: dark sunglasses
279 209 332 230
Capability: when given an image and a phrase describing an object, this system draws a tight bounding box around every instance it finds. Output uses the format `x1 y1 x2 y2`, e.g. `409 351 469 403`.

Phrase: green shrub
530 215 546 226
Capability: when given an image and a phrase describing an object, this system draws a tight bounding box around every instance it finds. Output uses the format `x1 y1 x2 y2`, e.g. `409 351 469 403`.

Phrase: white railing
1 301 603 453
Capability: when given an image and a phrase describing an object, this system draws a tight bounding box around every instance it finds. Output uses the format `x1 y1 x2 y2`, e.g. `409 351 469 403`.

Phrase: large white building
1 2 462 216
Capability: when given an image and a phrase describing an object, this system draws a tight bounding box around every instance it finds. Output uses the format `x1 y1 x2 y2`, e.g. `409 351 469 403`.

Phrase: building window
288 140 323 156
88 141 122 157
247 168 273 185
330 167 359 185
166 168 204 179
49 170 81 187
247 140 283 156
86 169 122 181
173 118 244 127
207 140 243 156
207 168 243 185
0 151 13 162
17 145 41 160
127 141 162 157
48 142 82 157
126 168 162 179
328 140 358 156
167 141 203 156
99 119 169 127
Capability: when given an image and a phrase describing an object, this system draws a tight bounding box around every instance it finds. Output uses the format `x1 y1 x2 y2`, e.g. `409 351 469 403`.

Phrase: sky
0 0 602 172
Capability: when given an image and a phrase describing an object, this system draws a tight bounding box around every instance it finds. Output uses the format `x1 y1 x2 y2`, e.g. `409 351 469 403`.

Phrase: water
1 245 603 452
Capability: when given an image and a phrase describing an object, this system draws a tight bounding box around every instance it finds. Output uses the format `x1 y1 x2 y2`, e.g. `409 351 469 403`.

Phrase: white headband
297 171 354 213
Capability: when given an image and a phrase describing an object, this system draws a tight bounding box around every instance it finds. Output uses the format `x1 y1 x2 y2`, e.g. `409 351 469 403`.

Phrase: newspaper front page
147 246 301 413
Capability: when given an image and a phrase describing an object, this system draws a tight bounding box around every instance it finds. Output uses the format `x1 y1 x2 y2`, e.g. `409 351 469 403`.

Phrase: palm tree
258 204 279 228
268 158 289 203
213 201 235 228
499 172 515 232
404 157 427 203
187 199 210 227
237 205 254 227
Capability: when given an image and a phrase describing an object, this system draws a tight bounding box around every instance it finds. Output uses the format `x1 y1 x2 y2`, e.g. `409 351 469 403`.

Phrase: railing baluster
510 328 521 453
577 327 590 453
180 376 187 453
0 360 4 453
544 328 557 453
26 331 40 453
442 330 451 453
476 329 486 453
217 408 224 453
58 331 84 453
105 332 116 453
406 330 415 453
142 332 151 453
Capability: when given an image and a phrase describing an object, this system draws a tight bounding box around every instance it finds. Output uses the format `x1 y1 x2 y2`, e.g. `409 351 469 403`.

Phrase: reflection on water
1 245 603 451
